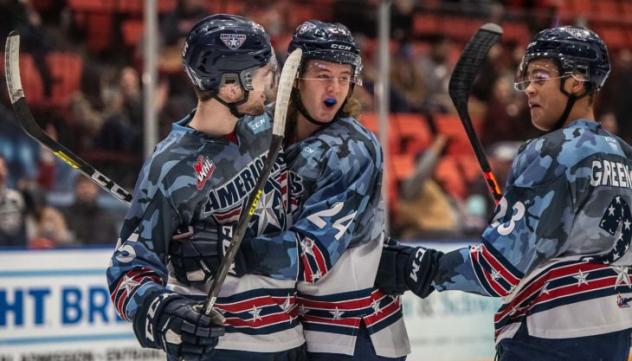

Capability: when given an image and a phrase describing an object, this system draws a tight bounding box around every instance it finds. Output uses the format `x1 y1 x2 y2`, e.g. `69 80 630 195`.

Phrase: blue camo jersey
106 112 304 352
279 116 409 357
435 119 632 340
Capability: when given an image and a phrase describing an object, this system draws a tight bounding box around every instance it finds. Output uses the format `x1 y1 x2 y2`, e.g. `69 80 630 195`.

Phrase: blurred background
2 0 631 249
0 0 631 359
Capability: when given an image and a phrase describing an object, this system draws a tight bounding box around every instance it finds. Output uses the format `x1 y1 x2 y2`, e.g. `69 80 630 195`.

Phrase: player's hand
374 238 443 298
169 224 250 285
133 291 225 361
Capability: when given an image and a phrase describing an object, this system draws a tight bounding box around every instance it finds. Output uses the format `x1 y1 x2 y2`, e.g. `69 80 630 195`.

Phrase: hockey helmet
288 20 362 85
182 14 275 94
516 26 610 91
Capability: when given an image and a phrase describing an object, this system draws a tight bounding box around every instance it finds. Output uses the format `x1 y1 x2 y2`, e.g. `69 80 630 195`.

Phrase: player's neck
564 102 595 127
190 100 239 136
294 114 322 141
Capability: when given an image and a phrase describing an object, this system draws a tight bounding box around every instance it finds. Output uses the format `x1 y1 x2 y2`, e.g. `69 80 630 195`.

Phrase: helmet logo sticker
564 27 590 40
331 44 352 51
220 33 247 50
298 22 317 34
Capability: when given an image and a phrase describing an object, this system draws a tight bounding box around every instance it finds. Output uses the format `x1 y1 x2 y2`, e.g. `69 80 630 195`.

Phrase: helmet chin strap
213 91 250 118
292 90 329 126
553 78 589 131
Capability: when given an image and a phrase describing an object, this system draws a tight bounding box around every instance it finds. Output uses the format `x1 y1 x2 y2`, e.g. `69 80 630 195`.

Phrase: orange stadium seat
391 153 415 181
413 14 441 36
393 113 432 156
456 154 483 185
502 22 530 46
68 0 116 12
47 53 83 108
358 112 401 155
435 155 467 200
569 0 593 16
433 113 482 155
122 20 144 47
0 53 45 107
594 0 621 17
595 26 628 50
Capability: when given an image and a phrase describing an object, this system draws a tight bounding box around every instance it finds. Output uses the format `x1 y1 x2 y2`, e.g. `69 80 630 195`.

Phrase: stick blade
272 48 302 137
5 31 24 104
448 23 503 101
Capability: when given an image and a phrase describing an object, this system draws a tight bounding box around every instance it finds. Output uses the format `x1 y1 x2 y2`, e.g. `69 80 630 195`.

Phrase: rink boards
0 244 498 361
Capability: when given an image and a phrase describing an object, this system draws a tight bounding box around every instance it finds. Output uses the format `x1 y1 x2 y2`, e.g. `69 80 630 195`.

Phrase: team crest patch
220 33 247 50
194 155 216 190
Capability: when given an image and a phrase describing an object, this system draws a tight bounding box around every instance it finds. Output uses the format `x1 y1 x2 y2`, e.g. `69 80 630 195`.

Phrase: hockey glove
133 290 225 361
169 224 250 285
375 239 443 298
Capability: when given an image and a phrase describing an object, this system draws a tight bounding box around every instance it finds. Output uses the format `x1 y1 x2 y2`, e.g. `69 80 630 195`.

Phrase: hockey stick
4 31 133 205
448 23 504 203
202 48 302 314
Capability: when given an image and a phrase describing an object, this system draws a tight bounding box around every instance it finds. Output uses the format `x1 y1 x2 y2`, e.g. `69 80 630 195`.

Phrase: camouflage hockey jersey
106 112 303 352
435 120 632 341
286 116 409 357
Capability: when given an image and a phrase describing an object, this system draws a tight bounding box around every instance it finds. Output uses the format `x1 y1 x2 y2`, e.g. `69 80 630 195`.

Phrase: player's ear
569 73 587 96
217 82 243 102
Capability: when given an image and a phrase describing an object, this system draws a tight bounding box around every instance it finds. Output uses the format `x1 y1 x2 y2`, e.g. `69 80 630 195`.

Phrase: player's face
237 63 277 116
297 60 352 123
521 59 569 131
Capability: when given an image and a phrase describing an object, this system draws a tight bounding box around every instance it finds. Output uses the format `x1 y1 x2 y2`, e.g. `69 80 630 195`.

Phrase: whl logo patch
194 156 216 190
220 33 247 50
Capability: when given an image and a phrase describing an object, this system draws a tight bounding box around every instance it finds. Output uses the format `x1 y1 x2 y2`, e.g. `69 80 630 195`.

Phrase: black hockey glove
375 239 443 298
133 290 225 361
169 224 250 285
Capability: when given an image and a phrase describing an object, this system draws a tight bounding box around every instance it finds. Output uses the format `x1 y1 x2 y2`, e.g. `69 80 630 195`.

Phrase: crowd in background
1 0 631 248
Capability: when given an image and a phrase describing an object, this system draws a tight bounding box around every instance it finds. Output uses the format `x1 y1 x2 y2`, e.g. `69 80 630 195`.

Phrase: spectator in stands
62 176 118 245
0 103 40 188
0 154 28 247
481 74 537 146
0 0 53 97
390 43 427 112
600 49 632 143
30 205 73 248
393 135 465 239
417 35 454 112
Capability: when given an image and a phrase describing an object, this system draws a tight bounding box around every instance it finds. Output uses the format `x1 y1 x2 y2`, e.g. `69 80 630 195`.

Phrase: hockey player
284 20 409 361
376 26 632 361
106 15 306 361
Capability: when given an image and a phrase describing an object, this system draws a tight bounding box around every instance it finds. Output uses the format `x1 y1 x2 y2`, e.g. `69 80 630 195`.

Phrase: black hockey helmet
288 20 362 85
182 14 275 94
516 26 611 92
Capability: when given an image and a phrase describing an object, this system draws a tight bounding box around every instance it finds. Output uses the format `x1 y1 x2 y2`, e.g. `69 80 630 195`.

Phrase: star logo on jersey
121 274 140 295
615 266 631 288
252 187 282 234
220 33 247 50
249 306 262 321
193 155 216 190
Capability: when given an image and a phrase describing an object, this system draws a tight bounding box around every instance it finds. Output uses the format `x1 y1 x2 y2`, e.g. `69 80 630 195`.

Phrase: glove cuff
133 289 175 349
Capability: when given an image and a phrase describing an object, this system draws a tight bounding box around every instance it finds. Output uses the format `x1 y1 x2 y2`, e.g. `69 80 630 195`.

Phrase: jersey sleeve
106 174 182 321
434 138 574 296
243 142 382 283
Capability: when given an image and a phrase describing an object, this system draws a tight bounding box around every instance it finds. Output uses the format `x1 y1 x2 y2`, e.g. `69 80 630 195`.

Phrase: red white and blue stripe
298 288 402 336
494 260 632 339
470 242 524 297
